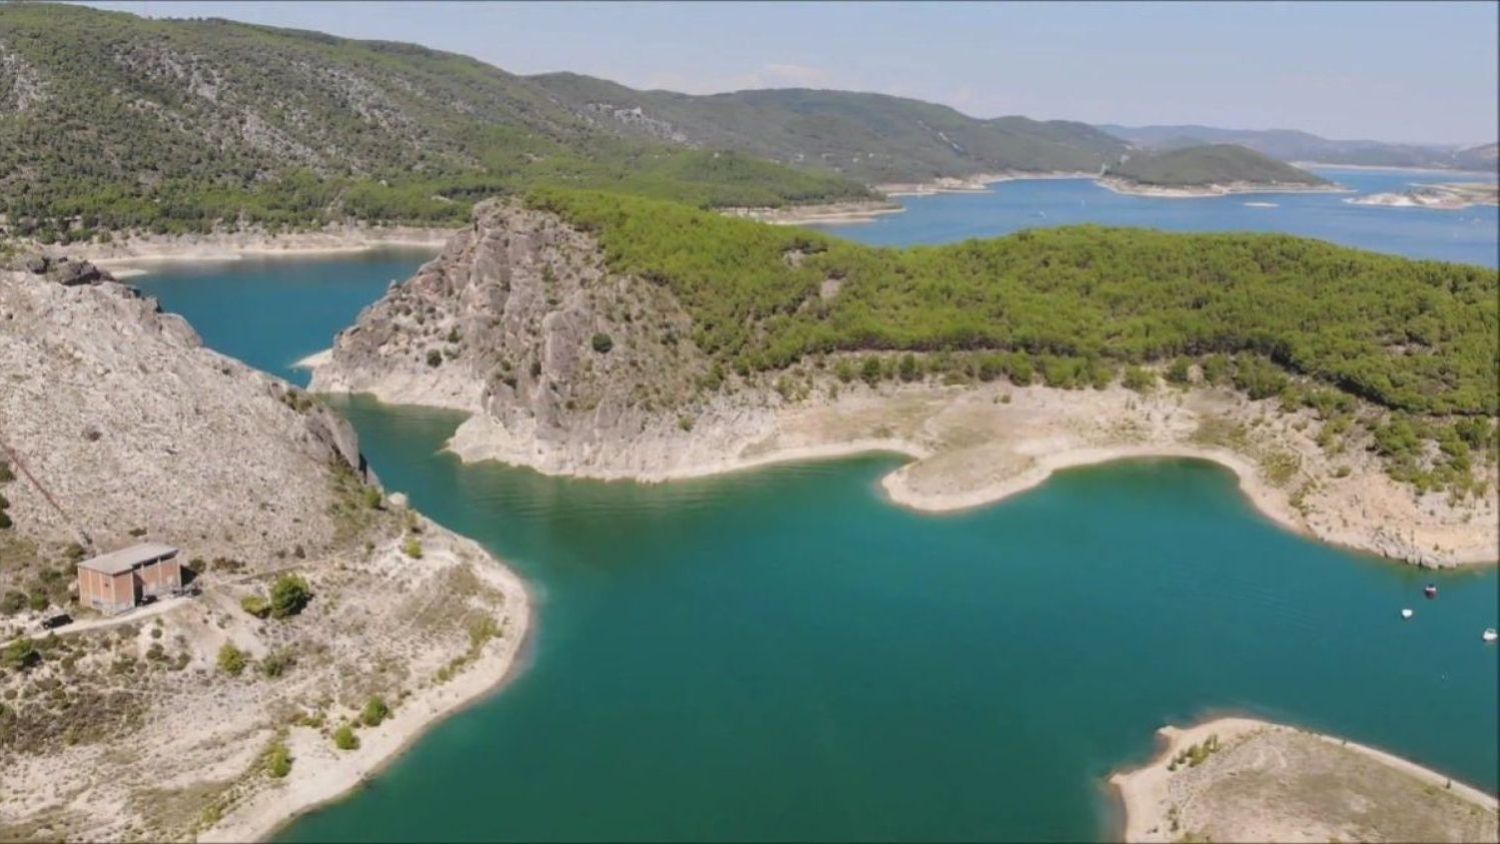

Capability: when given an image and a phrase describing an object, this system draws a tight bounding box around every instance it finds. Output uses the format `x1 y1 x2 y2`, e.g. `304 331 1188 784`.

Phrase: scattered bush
269 574 312 619
265 741 293 778
402 537 423 559
0 591 25 616
426 349 443 368
1122 366 1156 393
261 649 295 679
591 332 614 354
2 637 40 671
241 595 271 619
216 643 247 677
333 725 360 751
361 696 390 727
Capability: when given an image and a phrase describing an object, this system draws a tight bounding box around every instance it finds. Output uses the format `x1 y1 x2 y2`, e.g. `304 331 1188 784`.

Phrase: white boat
1484 628 1498 642
1400 608 1414 620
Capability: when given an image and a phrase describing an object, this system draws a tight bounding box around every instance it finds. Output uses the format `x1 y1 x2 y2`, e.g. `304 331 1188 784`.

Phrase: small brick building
77 543 182 615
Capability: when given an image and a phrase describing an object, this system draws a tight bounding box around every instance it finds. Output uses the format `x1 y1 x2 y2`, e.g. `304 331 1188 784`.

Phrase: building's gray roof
78 543 179 575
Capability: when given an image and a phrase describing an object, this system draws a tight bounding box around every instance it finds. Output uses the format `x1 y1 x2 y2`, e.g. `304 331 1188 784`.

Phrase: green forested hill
0 4 869 238
1103 144 1330 187
527 189 1498 416
530 72 1130 183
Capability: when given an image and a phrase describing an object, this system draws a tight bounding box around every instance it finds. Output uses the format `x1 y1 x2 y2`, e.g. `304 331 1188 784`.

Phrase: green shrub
361 696 390 727
1122 366 1156 393
0 461 14 482
0 591 25 615
426 349 443 367
269 574 312 619
2 637 40 671
216 643 247 677
241 595 271 619
402 537 423 559
591 333 614 354
266 741 293 778
261 649 295 679
1166 357 1193 385
333 725 360 751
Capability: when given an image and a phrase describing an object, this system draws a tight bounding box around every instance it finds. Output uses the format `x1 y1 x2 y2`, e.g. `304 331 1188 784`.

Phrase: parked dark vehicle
39 613 72 630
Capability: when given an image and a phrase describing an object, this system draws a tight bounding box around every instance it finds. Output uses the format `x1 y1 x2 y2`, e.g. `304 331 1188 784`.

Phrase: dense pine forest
1103 145 1329 187
527 188 1498 419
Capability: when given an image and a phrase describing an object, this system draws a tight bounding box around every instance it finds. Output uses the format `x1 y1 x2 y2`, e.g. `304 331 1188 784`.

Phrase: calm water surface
131 182 1499 841
813 167 1499 267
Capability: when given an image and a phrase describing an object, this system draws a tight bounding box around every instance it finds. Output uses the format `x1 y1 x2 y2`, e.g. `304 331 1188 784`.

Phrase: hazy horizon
73 1 1500 146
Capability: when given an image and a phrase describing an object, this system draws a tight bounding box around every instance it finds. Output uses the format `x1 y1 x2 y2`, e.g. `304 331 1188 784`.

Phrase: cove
130 252 1498 842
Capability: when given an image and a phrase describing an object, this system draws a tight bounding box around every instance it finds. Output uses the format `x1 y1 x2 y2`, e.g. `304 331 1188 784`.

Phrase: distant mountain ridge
3 2 1493 243
528 72 1130 183
1099 124 1499 172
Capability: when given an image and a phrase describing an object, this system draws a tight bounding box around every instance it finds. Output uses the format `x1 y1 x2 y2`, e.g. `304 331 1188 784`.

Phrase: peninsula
309 192 1499 567
1111 717 1499 843
0 259 529 842
1098 144 1343 197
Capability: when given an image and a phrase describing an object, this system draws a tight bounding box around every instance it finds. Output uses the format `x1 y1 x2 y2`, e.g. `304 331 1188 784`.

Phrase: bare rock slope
0 262 528 842
312 200 779 477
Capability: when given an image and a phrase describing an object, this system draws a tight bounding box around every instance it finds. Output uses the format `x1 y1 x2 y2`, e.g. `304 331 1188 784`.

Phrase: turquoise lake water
128 177 1499 841
813 168 1499 267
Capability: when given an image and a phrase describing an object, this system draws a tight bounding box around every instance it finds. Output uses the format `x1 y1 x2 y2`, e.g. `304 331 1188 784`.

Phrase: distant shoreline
874 170 1098 197
1095 176 1351 199
1296 161 1500 176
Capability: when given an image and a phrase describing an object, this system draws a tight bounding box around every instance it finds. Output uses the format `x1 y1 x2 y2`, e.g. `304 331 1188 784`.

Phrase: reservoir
129 173 1498 840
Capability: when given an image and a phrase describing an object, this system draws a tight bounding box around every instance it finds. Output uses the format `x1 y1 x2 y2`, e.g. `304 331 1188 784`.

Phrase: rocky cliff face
1 259 366 558
311 200 781 478
0 260 525 843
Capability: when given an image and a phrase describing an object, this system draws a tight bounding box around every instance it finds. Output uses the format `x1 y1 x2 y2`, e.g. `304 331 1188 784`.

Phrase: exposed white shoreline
293 348 333 370
1095 177 1353 199
875 170 1099 197
41 227 453 278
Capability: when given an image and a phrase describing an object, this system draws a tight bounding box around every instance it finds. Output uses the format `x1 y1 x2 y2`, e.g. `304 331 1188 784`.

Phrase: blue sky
80 1 1497 145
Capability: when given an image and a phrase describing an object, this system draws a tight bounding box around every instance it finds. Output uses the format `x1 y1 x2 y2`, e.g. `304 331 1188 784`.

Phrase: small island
1098 144 1346 197
1111 717 1499 843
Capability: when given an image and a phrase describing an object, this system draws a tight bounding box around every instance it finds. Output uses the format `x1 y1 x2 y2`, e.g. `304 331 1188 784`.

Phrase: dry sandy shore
425 381 1498 568
1095 177 1352 199
1111 717 1499 843
40 225 453 276
720 200 906 226
875 170 1098 197
198 533 532 843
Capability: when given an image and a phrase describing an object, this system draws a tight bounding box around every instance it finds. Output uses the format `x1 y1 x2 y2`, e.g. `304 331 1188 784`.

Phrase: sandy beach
1111 717 1499 843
